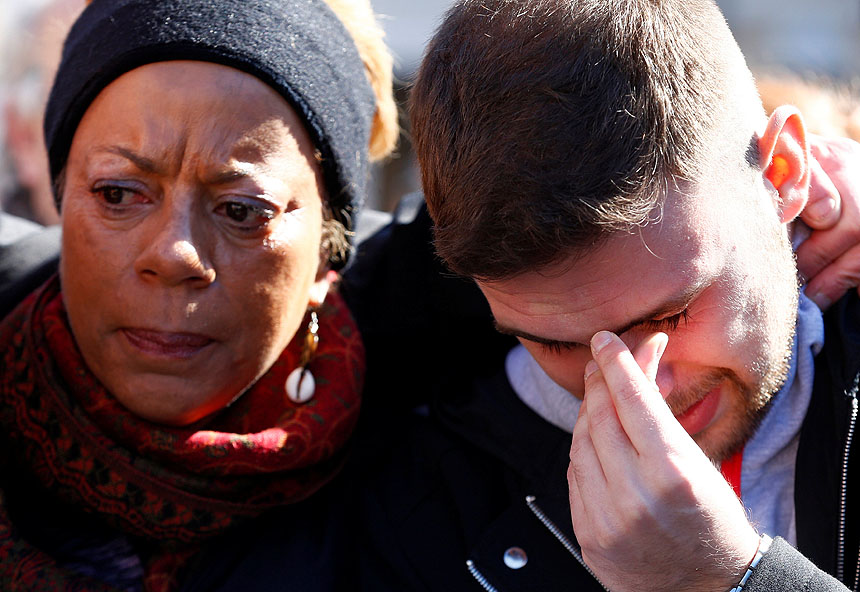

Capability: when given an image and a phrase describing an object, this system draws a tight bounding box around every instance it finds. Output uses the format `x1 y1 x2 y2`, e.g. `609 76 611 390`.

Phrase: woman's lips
674 386 722 436
122 328 214 359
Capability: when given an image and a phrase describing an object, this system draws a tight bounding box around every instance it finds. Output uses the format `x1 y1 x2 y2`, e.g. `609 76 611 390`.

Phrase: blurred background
1 0 859 222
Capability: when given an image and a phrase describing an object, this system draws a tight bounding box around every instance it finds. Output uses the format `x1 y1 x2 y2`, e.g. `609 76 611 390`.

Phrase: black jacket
346 203 860 592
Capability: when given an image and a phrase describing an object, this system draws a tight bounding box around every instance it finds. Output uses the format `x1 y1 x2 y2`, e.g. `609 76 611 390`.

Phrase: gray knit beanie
44 0 376 268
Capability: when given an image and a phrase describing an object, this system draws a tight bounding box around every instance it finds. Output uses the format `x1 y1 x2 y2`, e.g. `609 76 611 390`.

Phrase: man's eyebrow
493 323 586 349
494 283 705 347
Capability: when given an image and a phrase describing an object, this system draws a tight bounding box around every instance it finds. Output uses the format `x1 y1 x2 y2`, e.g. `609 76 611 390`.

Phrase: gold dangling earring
286 311 319 404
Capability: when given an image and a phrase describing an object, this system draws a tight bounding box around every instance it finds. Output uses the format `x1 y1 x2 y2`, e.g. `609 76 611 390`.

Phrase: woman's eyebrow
91 146 262 186
93 145 163 175
206 168 253 185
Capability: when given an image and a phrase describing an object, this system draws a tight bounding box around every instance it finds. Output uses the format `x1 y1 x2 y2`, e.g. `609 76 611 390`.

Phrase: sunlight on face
60 61 328 426
479 182 798 461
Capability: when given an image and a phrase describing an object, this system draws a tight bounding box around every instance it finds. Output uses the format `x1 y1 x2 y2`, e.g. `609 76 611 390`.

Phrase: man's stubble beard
686 228 799 463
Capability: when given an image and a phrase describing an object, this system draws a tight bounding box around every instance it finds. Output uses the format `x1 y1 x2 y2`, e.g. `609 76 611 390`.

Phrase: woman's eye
224 203 250 222
95 185 137 205
216 200 276 231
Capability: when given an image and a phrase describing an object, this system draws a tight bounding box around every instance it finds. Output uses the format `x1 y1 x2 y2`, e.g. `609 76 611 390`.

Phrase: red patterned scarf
0 276 364 591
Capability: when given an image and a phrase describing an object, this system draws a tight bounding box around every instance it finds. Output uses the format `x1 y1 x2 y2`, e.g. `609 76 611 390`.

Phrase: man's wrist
728 534 773 592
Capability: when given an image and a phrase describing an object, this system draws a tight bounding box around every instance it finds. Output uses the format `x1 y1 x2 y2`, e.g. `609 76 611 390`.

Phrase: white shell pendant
286 367 316 404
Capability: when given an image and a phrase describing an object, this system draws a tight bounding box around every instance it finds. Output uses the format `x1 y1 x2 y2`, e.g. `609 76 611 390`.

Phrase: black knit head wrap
45 0 376 268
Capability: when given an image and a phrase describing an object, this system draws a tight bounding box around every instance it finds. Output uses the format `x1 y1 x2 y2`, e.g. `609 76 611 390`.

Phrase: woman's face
60 61 330 426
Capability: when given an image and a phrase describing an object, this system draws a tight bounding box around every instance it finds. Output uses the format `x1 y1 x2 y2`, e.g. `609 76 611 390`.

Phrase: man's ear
757 105 810 223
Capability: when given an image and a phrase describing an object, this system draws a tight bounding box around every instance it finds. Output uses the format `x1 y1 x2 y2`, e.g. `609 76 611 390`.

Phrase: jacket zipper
466 559 500 592
838 380 859 589
465 495 609 591
525 495 609 590
855 537 860 592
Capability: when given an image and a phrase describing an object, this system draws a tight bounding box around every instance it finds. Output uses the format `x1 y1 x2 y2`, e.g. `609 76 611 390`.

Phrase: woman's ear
308 269 337 307
758 105 810 223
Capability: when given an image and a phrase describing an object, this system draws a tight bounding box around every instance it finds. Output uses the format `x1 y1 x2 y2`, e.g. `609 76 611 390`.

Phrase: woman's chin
106 373 248 426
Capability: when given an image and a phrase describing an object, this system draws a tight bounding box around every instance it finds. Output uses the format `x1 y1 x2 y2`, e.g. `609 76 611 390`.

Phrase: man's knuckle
587 404 617 431
591 516 624 554
799 241 833 267
614 381 644 405
569 438 588 463
844 225 860 243
615 491 645 517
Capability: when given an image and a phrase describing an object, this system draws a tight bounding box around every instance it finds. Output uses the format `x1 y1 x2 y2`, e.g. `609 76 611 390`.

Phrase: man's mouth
673 385 722 436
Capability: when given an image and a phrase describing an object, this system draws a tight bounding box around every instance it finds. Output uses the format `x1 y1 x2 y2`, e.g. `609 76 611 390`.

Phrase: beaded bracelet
729 534 773 592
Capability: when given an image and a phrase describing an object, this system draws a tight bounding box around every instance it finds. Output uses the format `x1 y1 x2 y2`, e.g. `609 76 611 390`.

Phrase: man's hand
796 135 860 309
568 331 760 592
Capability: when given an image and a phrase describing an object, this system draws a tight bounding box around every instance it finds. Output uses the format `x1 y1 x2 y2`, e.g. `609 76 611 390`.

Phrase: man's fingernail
591 331 613 353
808 291 832 310
806 196 837 222
584 360 599 380
654 333 669 359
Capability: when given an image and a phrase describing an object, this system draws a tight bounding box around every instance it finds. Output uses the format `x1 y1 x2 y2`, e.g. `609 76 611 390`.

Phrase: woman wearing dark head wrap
0 0 396 589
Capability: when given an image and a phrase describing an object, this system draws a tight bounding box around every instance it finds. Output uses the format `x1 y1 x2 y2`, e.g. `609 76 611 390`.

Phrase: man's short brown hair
411 0 761 280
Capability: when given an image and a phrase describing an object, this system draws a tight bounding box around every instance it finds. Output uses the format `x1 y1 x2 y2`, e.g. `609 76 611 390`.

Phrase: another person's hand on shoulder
795 135 860 309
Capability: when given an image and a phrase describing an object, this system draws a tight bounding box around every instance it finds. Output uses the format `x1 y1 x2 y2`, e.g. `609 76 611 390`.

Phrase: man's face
477 181 799 461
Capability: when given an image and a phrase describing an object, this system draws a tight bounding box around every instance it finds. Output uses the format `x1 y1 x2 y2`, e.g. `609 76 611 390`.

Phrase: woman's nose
134 203 216 287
